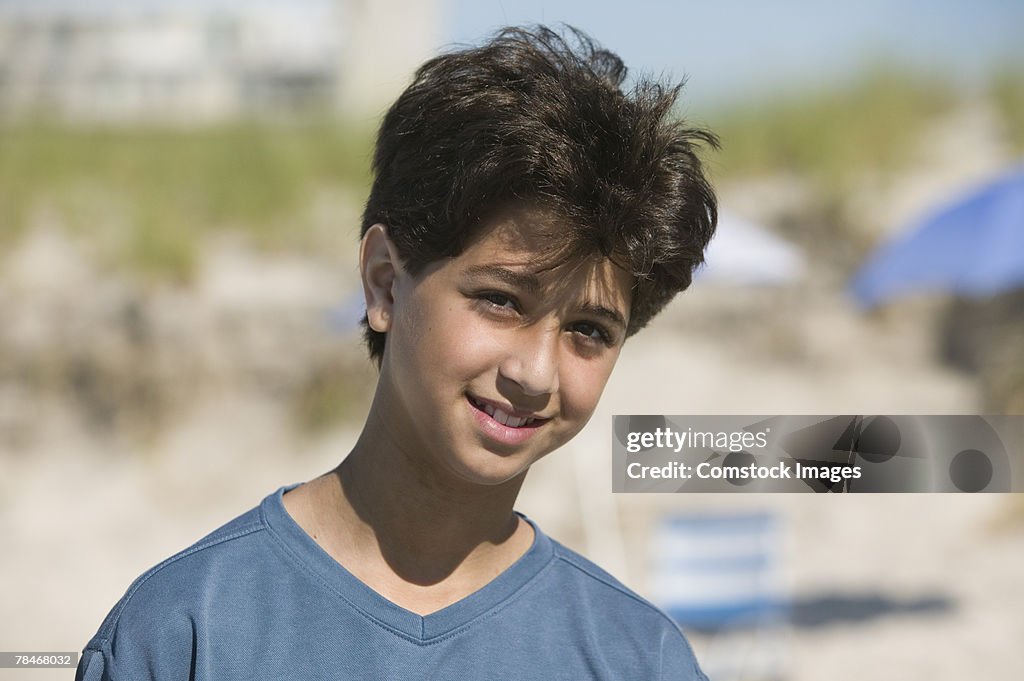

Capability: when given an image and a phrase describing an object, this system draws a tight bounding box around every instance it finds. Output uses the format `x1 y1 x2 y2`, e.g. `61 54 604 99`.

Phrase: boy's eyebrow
465 264 542 295
578 302 627 333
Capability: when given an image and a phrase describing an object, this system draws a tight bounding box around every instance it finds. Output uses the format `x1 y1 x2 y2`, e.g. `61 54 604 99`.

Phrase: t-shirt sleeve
659 624 711 681
74 505 266 681
75 646 111 681
74 569 202 681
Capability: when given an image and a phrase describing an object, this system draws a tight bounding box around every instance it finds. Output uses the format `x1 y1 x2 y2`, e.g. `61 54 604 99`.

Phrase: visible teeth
471 396 537 428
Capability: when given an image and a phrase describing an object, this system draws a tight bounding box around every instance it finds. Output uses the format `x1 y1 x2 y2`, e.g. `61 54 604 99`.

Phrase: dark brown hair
361 25 718 364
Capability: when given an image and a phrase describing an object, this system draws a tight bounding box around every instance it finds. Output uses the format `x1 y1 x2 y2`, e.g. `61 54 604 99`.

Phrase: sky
448 0 1024 107
3 0 1022 107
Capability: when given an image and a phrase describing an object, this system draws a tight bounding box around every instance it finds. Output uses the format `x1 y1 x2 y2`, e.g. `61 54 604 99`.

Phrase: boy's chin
446 451 540 487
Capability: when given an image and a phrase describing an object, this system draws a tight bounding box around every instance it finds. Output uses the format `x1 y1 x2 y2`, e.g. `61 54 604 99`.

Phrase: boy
76 25 717 681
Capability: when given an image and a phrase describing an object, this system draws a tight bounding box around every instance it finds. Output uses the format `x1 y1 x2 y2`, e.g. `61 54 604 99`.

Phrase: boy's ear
360 224 403 333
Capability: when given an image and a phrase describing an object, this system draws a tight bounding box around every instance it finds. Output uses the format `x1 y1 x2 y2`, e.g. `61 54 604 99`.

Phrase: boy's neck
281 411 535 616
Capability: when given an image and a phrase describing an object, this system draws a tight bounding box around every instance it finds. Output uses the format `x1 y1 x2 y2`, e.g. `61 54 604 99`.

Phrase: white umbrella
697 210 805 286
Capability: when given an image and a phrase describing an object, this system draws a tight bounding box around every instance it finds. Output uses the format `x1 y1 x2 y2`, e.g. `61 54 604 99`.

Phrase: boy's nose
497 328 560 398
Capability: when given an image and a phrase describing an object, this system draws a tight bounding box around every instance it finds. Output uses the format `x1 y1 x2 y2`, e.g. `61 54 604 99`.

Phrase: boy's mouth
467 394 545 429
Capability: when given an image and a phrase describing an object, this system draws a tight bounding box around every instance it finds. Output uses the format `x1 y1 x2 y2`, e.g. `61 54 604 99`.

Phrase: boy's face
364 209 631 487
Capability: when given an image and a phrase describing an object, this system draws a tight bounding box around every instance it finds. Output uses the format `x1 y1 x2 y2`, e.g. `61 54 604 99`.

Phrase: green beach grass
707 66 956 187
0 119 374 282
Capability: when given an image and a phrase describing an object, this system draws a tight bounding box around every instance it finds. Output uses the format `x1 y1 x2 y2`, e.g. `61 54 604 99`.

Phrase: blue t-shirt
77 486 708 681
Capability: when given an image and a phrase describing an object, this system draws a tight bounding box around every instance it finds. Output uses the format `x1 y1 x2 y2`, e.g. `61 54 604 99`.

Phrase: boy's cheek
560 361 618 423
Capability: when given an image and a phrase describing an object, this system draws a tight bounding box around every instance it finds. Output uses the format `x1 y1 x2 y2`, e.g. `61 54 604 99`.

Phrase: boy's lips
466 393 550 446
466 393 548 427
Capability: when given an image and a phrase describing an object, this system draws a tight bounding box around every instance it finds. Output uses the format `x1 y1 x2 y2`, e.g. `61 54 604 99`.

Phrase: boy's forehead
461 206 600 264
472 206 562 248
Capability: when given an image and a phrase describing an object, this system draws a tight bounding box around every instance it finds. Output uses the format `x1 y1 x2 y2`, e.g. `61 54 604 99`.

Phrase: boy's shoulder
540 531 693 638
77 493 297 681
547 535 663 608
86 494 274 646
488 521 709 680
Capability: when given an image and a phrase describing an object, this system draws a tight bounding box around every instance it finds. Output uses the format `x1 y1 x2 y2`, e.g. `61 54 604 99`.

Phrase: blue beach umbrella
851 165 1024 307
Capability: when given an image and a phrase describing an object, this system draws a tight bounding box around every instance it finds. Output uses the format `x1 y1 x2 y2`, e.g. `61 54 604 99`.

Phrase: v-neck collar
260 484 555 642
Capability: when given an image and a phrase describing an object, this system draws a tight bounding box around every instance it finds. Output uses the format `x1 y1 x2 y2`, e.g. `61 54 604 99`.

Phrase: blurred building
0 0 441 123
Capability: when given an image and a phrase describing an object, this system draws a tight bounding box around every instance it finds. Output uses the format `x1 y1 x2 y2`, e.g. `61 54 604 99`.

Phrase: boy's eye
481 292 518 312
572 321 613 346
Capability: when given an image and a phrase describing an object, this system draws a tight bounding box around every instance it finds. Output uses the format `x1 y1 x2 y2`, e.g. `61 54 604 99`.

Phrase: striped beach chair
650 512 789 680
